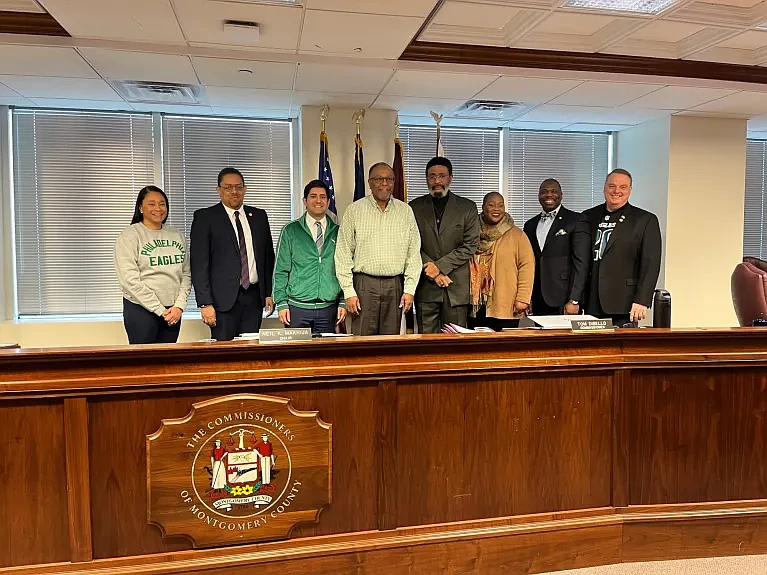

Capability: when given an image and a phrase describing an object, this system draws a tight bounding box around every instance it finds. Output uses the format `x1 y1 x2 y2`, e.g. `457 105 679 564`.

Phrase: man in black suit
583 168 662 327
523 178 590 316
190 167 275 341
409 157 480 332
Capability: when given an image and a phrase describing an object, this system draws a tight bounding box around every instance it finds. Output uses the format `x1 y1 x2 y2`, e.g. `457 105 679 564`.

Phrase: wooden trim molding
5 501 766 575
400 40 767 85
63 398 93 562
0 11 69 37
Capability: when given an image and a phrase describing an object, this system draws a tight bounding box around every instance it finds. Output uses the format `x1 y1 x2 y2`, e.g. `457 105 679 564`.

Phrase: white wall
615 117 671 292
300 106 396 217
665 116 745 328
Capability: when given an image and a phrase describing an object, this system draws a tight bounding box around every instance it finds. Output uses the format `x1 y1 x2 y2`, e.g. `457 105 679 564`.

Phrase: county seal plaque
147 394 332 547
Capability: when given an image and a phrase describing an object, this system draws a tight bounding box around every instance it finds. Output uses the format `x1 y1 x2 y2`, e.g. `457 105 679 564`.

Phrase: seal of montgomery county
147 394 332 547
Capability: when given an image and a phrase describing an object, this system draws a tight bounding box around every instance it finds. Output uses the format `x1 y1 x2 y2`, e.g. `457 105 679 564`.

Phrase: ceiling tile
300 11 424 58
623 85 737 109
562 123 632 132
0 46 97 78
174 0 303 50
0 76 123 101
42 0 186 43
29 98 134 112
373 95 465 115
79 49 198 84
193 58 296 89
506 120 572 131
130 102 214 115
295 64 392 94
382 70 498 100
690 91 767 115
206 86 292 109
628 21 707 43
291 91 377 107
432 1 518 28
515 104 671 124
705 0 761 6
475 76 583 104
211 107 293 119
718 31 767 50
303 0 438 17
533 13 615 36
549 81 665 107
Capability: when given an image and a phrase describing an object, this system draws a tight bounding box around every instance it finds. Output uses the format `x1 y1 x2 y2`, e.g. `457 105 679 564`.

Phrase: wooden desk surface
1 328 766 574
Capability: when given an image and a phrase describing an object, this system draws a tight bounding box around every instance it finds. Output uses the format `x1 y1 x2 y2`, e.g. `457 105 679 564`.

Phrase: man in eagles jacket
272 180 346 333
583 168 662 327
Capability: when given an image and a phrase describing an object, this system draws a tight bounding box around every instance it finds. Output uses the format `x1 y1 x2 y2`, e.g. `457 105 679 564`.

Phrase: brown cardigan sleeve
514 227 535 306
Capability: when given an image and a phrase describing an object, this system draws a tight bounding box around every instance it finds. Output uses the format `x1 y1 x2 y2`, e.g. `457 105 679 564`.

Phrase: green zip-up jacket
272 215 345 311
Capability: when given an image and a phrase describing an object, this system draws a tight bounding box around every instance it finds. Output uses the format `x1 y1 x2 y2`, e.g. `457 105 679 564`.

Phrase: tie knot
541 211 555 221
234 210 240 219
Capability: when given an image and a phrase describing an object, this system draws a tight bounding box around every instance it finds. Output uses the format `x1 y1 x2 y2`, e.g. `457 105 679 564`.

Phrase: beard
430 187 446 197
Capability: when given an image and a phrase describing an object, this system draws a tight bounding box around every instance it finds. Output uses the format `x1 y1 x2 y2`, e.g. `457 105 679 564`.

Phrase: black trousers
211 284 263 341
531 292 561 316
587 298 632 327
468 306 520 331
416 294 470 333
289 304 336 334
123 299 180 344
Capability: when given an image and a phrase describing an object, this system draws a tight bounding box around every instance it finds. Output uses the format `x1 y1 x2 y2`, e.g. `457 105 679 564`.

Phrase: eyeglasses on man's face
220 184 245 193
370 177 395 185
427 173 450 182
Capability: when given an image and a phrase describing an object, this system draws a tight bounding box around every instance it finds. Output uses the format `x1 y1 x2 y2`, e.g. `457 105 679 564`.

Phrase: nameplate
571 319 615 332
259 328 312 344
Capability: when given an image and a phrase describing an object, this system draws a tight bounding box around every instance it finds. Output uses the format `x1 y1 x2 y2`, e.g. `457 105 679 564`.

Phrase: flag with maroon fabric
393 137 407 202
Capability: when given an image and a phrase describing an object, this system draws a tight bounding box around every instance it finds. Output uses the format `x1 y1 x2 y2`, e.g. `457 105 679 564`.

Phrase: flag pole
430 110 443 156
320 104 329 133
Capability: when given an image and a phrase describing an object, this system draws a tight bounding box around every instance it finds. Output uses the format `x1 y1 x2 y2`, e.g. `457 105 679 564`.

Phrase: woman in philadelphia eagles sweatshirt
115 186 191 344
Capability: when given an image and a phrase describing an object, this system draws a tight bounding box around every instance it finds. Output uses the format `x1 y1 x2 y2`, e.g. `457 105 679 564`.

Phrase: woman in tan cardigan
469 192 535 330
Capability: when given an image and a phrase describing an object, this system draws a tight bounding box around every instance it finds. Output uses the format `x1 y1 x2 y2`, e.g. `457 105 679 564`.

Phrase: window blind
398 126 501 209
162 116 293 308
12 110 155 317
744 139 767 259
508 131 609 226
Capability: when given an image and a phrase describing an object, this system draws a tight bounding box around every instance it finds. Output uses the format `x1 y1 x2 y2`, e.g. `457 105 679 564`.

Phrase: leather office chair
731 259 767 326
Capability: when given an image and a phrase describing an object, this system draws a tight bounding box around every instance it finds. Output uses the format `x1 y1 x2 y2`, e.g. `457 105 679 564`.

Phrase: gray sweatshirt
115 222 192 316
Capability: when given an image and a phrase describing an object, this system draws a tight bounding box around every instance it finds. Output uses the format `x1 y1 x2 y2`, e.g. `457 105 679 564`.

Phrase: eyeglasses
220 184 245 192
370 177 395 184
427 174 450 182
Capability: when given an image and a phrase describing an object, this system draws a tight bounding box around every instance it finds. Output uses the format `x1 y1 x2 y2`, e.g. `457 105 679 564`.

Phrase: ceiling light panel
563 0 679 16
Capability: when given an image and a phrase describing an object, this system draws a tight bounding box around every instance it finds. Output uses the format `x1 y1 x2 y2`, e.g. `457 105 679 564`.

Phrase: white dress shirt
536 205 561 251
306 213 327 242
222 203 258 285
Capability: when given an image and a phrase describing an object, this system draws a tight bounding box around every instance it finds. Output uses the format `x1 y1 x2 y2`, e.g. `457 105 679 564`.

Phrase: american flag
319 131 337 219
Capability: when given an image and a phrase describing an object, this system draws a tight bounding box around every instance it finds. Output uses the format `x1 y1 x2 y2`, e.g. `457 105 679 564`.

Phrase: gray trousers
416 293 469 334
351 273 403 336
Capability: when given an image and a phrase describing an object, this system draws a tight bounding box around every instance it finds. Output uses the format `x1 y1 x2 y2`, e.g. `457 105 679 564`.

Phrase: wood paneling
629 368 767 505
400 41 767 85
0 11 69 37
0 402 69 567
397 374 612 527
64 398 92 562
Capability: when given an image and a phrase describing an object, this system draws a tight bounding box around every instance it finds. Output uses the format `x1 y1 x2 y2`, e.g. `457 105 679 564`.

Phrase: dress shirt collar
305 212 327 231
540 205 561 221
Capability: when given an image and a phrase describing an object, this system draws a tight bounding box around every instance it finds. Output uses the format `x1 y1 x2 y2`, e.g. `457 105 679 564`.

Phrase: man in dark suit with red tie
523 179 591 316
191 167 275 341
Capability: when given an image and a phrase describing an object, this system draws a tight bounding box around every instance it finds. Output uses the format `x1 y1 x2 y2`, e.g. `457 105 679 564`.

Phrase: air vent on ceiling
110 80 207 105
453 100 525 120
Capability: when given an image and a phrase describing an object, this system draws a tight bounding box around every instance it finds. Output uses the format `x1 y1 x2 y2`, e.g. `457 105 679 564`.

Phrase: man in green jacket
272 180 346 333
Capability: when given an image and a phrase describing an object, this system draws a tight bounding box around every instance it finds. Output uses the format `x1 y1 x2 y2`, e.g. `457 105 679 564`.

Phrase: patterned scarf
470 212 514 317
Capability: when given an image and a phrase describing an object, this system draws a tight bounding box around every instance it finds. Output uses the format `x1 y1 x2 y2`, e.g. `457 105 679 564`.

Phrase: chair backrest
731 262 767 326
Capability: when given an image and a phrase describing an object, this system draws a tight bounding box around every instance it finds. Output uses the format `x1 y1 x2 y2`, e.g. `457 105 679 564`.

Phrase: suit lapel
217 202 240 254
418 196 438 235
603 203 631 256
541 210 562 253
244 206 259 256
528 214 543 255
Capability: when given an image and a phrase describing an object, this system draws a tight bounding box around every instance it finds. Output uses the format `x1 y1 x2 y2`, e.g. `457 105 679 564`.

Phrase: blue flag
319 131 337 218
353 135 365 202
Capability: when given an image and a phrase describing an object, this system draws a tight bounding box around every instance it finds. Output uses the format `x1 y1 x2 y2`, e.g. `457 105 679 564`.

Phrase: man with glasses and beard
409 156 479 332
335 162 422 336
190 167 275 341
